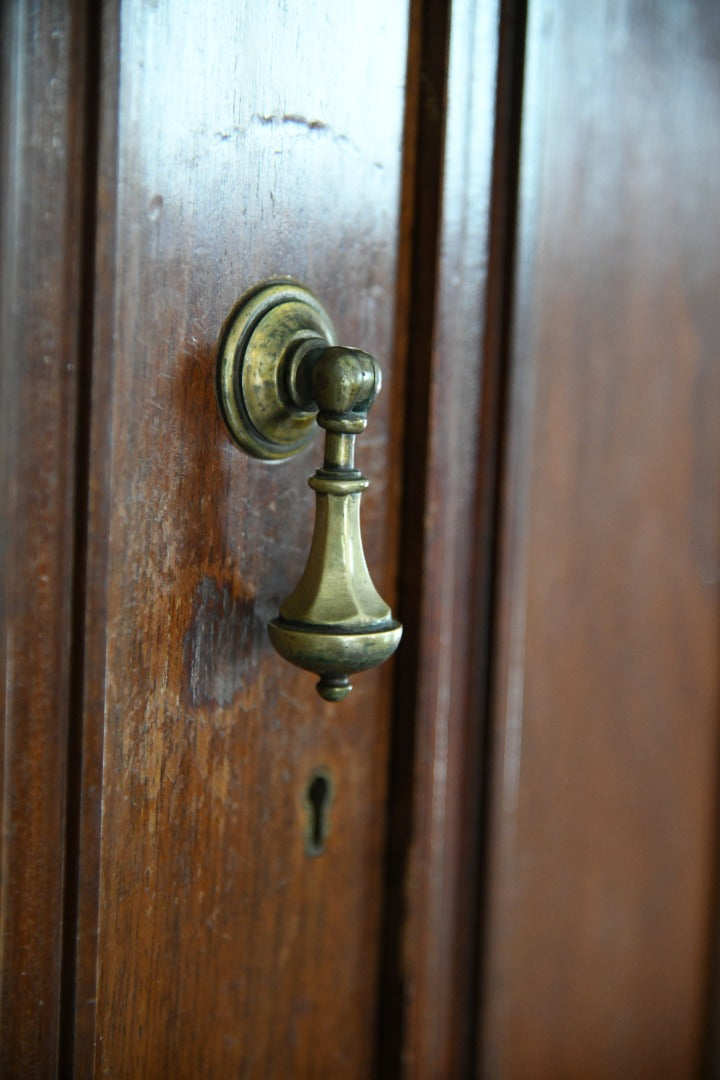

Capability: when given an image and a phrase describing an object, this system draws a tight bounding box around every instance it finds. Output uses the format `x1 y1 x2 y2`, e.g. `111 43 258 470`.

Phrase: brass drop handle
216 281 402 701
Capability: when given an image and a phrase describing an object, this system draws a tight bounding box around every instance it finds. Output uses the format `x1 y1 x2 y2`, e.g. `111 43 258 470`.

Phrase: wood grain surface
6 2 720 1076
0 2 91 1071
378 0 509 1075
71 1 410 1074
478 2 720 1075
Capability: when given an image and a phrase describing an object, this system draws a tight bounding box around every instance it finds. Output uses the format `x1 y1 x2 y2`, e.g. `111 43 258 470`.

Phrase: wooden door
477 2 720 1077
3 1 720 1077
3 0 415 1074
76 3 412 1076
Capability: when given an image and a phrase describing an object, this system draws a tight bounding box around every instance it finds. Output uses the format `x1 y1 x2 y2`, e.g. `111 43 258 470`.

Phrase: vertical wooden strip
73 2 411 1073
66 0 120 1071
381 0 505 1073
479 2 720 1074
0 1 89 1071
376 0 449 1071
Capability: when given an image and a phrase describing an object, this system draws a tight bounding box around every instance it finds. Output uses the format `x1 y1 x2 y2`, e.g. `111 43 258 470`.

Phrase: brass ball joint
216 280 402 701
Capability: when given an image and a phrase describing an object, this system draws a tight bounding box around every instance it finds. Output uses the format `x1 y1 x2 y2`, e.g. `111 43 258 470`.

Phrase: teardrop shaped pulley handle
216 280 402 701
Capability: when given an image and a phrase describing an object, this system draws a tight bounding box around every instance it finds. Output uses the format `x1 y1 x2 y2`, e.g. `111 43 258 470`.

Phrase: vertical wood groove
71 2 122 1069
471 0 528 1072
0 1 91 1070
379 0 522 1074
59 0 105 1071
376 0 452 1072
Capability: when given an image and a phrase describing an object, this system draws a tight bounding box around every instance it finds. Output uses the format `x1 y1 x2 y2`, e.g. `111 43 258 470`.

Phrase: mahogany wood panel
479 2 720 1075
379 0 513 1075
72 1 410 1074
0 2 91 1071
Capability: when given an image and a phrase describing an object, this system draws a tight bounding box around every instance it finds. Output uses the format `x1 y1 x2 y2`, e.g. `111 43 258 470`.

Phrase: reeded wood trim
0 2 92 1071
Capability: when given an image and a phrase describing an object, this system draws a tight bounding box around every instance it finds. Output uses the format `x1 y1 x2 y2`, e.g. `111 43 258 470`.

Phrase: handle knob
217 281 402 701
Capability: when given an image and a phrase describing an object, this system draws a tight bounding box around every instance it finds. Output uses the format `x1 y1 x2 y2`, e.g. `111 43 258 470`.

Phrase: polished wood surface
71 1 410 1073
379 0 507 1075
479 2 720 1075
5 2 720 1075
0 2 90 1070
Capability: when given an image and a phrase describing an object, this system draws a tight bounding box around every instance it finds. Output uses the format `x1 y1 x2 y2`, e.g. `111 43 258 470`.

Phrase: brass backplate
216 280 335 461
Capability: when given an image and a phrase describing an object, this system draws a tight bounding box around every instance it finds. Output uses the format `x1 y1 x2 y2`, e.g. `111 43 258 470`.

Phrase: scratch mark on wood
255 112 331 133
213 113 362 156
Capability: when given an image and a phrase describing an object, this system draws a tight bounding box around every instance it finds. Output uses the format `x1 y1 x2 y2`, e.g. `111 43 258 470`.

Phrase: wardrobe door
71 2 410 1074
480 2 720 1075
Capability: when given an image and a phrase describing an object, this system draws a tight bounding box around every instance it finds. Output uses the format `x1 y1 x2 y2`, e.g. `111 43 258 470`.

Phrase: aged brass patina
216 280 402 701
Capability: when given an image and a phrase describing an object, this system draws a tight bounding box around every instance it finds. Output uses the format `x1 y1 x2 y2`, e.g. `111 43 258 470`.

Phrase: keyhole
305 770 331 855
